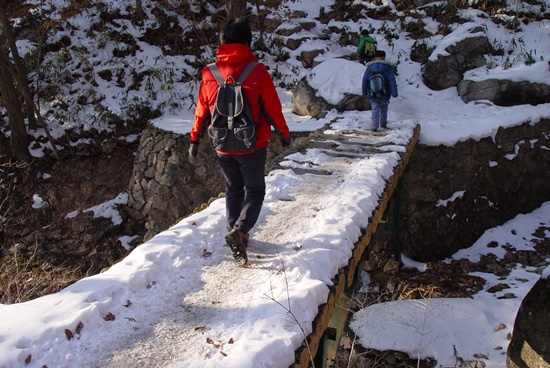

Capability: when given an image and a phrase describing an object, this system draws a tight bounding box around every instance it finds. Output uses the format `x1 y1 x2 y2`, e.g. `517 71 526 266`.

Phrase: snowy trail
92 130 372 367
11 122 416 368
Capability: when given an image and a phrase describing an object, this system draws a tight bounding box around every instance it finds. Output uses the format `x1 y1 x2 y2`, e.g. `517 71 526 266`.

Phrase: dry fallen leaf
104 312 115 321
206 337 220 348
75 321 84 335
202 249 212 258
220 351 227 357
64 329 74 340
25 354 32 364
123 300 132 307
194 325 206 331
228 338 234 344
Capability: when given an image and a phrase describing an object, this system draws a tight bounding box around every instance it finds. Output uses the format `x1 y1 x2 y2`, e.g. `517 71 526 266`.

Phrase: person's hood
365 60 392 72
216 43 258 64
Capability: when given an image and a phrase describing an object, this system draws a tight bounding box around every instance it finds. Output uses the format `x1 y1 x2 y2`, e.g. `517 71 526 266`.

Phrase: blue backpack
367 67 387 99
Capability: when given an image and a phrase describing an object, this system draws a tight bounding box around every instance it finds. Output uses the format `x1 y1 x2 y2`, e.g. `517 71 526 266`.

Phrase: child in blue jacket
362 50 398 131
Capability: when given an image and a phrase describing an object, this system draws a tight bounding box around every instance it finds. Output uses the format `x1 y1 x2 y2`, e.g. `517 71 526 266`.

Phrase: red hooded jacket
190 43 290 155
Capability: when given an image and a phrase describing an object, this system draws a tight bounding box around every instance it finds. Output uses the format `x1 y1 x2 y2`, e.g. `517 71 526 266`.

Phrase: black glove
188 142 199 159
280 136 291 147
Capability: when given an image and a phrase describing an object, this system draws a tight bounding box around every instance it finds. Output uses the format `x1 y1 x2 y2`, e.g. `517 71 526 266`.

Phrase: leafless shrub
0 243 84 304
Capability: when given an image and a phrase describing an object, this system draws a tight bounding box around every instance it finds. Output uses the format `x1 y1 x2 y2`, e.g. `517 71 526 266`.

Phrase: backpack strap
207 63 225 86
237 62 259 83
207 62 259 85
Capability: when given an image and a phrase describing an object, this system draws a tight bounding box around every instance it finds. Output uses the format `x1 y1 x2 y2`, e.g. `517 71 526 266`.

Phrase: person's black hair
361 29 369 36
374 50 386 58
219 18 252 46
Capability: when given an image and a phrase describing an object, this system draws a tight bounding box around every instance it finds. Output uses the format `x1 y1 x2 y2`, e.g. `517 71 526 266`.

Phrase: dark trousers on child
216 148 267 235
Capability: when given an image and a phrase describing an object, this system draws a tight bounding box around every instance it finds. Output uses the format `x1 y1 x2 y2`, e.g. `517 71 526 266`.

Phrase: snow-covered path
0 121 418 368
93 123 417 368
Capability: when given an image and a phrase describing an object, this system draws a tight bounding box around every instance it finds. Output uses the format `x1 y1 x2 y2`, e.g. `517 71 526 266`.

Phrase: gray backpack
207 62 258 152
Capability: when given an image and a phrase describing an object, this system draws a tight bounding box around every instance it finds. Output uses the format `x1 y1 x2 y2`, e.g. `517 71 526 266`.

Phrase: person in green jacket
357 29 377 65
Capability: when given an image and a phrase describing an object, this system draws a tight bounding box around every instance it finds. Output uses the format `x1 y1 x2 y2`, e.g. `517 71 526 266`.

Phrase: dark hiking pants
216 148 267 235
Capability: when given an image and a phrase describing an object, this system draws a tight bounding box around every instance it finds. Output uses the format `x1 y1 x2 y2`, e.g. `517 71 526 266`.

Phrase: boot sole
225 231 248 265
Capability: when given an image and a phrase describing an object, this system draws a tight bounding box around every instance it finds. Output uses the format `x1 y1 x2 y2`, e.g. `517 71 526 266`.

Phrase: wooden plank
322 290 352 367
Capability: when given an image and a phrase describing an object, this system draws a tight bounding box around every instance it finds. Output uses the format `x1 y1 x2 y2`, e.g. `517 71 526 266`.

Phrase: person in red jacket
189 18 290 265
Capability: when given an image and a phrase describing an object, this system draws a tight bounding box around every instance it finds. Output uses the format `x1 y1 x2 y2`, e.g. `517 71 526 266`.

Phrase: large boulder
458 62 550 106
292 77 332 117
422 23 491 90
458 79 550 106
506 274 550 368
292 59 370 117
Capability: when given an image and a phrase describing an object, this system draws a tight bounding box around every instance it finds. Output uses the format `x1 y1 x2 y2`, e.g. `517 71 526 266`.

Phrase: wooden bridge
290 123 421 367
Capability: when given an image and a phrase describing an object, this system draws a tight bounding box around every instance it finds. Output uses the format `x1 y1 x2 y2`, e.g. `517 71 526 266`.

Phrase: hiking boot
370 128 378 132
225 228 248 265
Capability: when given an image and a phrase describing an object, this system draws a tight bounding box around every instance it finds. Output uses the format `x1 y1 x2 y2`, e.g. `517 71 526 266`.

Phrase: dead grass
0 246 84 304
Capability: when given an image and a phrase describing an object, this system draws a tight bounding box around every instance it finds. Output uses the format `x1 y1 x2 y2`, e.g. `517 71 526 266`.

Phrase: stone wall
400 118 550 262
127 123 224 240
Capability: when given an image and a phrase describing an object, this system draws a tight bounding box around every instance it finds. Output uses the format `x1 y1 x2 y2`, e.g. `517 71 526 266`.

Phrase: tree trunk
0 46 30 161
225 0 247 19
0 20 59 159
0 10 36 130
253 0 267 51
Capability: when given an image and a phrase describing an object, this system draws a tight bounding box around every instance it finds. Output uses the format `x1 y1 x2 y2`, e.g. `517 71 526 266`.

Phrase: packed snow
1 0 550 367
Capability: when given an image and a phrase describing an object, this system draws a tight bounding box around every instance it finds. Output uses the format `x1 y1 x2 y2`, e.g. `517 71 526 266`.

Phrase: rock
285 37 310 51
275 25 302 37
422 24 491 90
247 14 282 33
337 93 370 112
506 276 550 367
299 49 325 68
298 20 316 31
458 78 550 106
292 59 369 116
292 77 332 117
